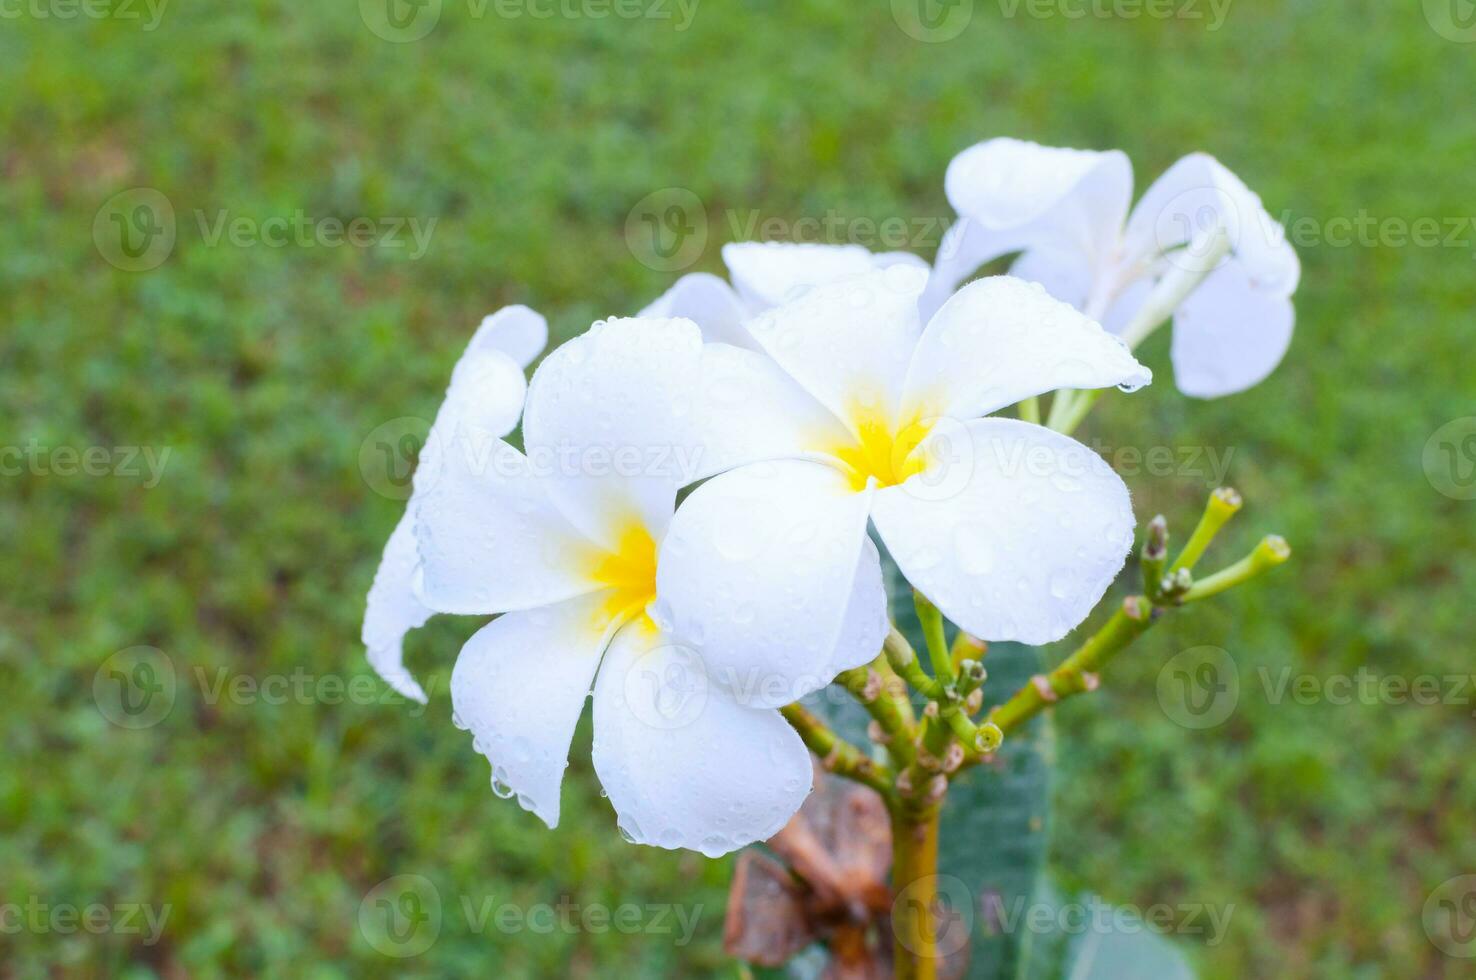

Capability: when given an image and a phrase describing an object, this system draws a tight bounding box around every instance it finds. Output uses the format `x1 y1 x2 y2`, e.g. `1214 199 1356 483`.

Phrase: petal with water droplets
639 272 757 350
591 617 812 857
656 460 879 708
451 591 620 829
414 435 602 615
744 267 927 435
871 418 1135 644
723 241 883 311
902 276 1151 422
362 512 434 703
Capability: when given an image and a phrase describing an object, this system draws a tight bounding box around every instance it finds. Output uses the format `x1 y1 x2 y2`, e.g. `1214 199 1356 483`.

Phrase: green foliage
3 2 1473 977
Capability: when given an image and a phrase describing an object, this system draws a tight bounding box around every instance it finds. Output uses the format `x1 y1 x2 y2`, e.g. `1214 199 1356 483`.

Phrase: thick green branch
985 596 1156 739
779 703 895 799
836 653 917 766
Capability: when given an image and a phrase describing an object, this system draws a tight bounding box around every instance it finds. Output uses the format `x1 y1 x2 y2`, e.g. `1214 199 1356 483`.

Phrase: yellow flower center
827 402 936 492
588 520 659 624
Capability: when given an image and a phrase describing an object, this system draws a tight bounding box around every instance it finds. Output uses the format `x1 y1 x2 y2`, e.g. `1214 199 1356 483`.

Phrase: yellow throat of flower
829 403 936 492
588 520 660 624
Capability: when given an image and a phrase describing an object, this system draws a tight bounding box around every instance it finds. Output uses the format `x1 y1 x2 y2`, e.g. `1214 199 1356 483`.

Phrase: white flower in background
411 317 879 856
925 138 1300 397
656 266 1151 706
641 241 927 348
362 306 548 703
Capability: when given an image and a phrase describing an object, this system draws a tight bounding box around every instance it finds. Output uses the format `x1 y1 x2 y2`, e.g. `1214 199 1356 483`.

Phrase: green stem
890 807 942 980
1181 535 1291 602
1169 486 1243 574
1141 514 1169 601
949 632 986 672
836 654 918 767
913 591 955 686
1049 388 1102 435
984 596 1155 741
1018 395 1041 425
885 626 944 699
1044 388 1077 431
779 703 894 799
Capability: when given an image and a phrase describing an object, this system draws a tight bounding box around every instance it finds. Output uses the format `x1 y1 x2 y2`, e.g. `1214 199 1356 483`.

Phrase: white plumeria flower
656 266 1151 702
362 305 548 703
411 317 879 856
925 137 1300 397
641 241 927 348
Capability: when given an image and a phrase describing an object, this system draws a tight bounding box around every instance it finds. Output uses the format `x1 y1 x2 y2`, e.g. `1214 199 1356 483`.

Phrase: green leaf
1015 880 1197 980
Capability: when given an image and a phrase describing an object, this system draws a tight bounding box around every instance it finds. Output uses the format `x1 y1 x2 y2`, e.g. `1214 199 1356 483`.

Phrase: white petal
1099 277 1154 338
423 351 528 490
693 342 854 479
871 418 1136 644
362 313 533 701
744 266 928 434
1170 259 1295 398
945 138 1133 243
591 618 812 856
821 536 889 678
451 591 620 829
639 272 758 350
414 435 601 614
902 276 1151 422
872 250 931 273
1123 152 1300 296
927 138 1133 312
1007 244 1096 311
470 304 548 370
362 512 433 703
655 460 879 708
722 241 879 310
523 317 704 546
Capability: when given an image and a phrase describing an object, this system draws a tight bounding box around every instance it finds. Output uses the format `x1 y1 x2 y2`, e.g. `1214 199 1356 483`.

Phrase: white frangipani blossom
410 317 878 856
362 305 548 703
656 266 1151 707
641 240 927 348
925 137 1300 397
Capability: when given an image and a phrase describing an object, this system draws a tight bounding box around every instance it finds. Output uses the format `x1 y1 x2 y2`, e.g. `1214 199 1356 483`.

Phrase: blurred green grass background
3 0 1475 976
